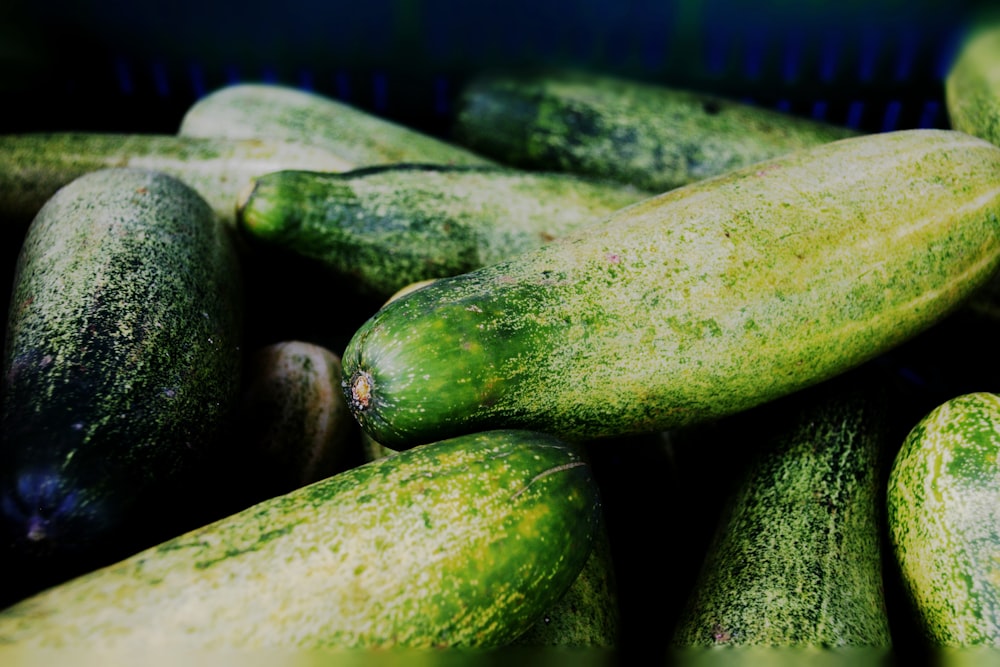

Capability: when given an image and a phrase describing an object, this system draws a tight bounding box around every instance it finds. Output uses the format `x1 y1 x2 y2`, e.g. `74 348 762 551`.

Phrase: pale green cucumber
236 164 649 299
671 373 892 647
0 429 600 650
887 392 1000 645
0 132 352 228
946 12 1000 147
341 129 1000 449
179 82 495 168
452 68 859 193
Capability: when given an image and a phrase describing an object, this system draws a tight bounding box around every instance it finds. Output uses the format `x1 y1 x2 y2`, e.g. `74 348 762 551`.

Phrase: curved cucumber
236 164 649 299
671 373 892 647
946 13 1000 147
341 129 1000 449
887 392 1000 645
452 68 858 193
0 132 352 228
179 83 494 168
0 168 243 583
0 429 600 650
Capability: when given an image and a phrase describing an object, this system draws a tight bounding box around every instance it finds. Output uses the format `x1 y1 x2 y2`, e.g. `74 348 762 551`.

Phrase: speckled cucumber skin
358 421 620 649
0 168 243 569
452 69 858 194
0 132 352 228
946 15 1000 147
236 340 358 503
179 83 495 168
670 377 892 647
887 392 1000 646
342 129 1000 449
237 164 649 299
0 429 600 650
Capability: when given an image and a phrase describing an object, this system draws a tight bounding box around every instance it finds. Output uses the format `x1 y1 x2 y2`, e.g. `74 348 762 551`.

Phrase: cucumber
946 13 1000 147
0 429 600 650
0 132 352 228
452 68 859 193
236 164 649 299
0 168 243 592
234 340 359 506
178 82 495 168
341 129 1000 449
670 371 892 647
887 392 1000 645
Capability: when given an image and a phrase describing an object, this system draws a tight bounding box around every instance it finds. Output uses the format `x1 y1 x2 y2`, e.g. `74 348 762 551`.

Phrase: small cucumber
0 132 352 228
671 372 892 647
0 429 600 650
946 13 1000 147
179 82 495 168
887 392 1000 645
236 164 649 299
341 129 1000 449
0 168 243 589
452 68 858 193
234 340 359 505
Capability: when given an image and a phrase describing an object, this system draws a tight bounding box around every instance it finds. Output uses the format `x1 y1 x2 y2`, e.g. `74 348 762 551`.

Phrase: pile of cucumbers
2 15 1000 660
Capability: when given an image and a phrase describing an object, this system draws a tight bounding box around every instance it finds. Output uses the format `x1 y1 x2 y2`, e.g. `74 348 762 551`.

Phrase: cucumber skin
341 129 1000 449
237 164 649 299
0 429 600 650
0 168 243 571
452 69 858 193
887 392 1000 646
179 83 495 168
0 132 352 228
946 17 1000 147
671 376 892 647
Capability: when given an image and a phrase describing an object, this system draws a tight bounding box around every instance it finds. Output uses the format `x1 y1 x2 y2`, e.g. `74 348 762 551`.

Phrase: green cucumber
670 372 892 647
452 68 859 193
0 429 600 650
236 164 649 299
234 340 359 505
0 168 243 590
341 129 1000 449
887 392 1000 645
179 82 495 168
0 131 352 228
946 13 1000 147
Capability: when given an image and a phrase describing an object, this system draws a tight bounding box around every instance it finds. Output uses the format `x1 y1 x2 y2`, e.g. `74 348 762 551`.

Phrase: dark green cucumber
452 68 858 193
0 429 600 650
887 392 1000 645
670 373 892 647
0 132 352 228
946 12 1000 147
236 164 649 299
0 168 243 584
179 82 495 168
341 129 1000 449
235 340 359 505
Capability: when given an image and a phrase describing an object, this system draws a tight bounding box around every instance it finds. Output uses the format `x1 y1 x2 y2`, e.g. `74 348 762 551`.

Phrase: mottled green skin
670 378 892 647
0 168 243 565
238 164 649 299
179 83 494 168
887 392 1000 646
0 132 352 228
946 15 1000 147
359 430 619 649
452 69 858 194
342 129 1000 449
237 340 356 502
0 429 601 650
